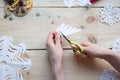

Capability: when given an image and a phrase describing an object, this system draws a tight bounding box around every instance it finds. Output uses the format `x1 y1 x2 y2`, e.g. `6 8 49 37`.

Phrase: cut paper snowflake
100 5 120 26
63 0 92 7
77 0 92 7
0 36 31 80
56 23 82 36
100 68 120 80
63 0 76 7
100 37 120 80
112 37 120 54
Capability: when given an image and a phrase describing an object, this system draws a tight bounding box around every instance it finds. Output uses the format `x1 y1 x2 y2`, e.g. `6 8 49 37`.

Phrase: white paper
112 37 120 54
77 0 91 6
56 23 82 36
100 5 120 26
100 37 120 80
63 0 76 7
0 36 31 80
100 68 120 80
63 0 92 7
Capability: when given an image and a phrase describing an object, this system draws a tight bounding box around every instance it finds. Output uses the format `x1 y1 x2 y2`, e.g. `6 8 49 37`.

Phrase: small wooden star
3 14 8 19
57 15 61 18
48 16 51 18
36 13 40 17
9 17 14 21
51 21 54 24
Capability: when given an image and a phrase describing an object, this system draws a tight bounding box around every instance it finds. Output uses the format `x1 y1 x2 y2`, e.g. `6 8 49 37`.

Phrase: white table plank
0 8 119 49
0 0 120 7
27 50 111 80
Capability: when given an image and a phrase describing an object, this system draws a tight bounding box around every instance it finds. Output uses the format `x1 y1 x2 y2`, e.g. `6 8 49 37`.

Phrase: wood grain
0 0 120 7
0 8 119 49
0 0 119 80
27 50 111 80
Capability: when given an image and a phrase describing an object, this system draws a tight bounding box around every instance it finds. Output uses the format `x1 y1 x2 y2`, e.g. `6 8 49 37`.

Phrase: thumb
71 45 85 50
71 45 81 50
72 44 86 53
72 42 91 50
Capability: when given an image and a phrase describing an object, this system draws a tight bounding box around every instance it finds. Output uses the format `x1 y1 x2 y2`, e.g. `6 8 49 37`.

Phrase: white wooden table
0 0 120 80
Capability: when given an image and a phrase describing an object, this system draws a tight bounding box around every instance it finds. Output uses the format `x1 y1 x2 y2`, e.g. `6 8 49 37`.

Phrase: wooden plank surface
0 0 120 7
0 0 119 80
27 50 111 80
0 8 120 49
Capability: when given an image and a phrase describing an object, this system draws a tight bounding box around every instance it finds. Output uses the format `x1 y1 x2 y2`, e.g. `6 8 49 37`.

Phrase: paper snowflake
0 36 31 80
100 37 120 80
100 68 120 80
100 5 120 26
112 37 120 54
63 0 92 7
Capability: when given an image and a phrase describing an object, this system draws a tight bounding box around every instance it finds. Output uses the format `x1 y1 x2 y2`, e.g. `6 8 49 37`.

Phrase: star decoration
9 16 14 21
35 13 40 17
3 14 9 19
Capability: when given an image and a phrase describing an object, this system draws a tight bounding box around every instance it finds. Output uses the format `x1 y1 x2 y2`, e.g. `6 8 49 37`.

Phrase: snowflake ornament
0 36 31 80
112 37 120 54
100 5 120 26
63 0 76 7
77 0 92 7
63 0 92 7
100 68 120 80
100 37 120 80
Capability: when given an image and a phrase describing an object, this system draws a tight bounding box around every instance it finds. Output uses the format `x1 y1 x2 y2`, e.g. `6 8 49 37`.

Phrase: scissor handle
69 40 84 55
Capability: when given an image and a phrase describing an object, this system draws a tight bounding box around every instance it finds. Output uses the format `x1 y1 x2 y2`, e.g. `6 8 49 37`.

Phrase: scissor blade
61 32 70 43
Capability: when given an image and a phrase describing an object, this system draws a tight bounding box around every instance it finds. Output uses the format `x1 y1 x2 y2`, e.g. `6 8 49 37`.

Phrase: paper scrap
63 0 92 7
56 23 82 36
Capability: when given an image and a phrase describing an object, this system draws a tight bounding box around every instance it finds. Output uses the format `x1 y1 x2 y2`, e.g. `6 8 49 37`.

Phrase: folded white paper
56 23 82 36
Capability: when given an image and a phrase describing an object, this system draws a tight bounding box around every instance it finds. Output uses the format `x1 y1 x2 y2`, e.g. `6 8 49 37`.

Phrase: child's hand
46 31 63 67
46 31 64 80
72 41 112 59
72 41 120 73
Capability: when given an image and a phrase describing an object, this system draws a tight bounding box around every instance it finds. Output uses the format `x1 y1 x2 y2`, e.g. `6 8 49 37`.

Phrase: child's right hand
73 41 120 73
72 41 113 59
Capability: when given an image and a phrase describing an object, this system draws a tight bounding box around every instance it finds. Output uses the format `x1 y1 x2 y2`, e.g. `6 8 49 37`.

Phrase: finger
46 31 56 47
80 41 92 47
74 53 80 59
55 32 61 45
81 54 88 59
72 46 88 55
71 45 79 50
72 44 86 52
47 31 55 42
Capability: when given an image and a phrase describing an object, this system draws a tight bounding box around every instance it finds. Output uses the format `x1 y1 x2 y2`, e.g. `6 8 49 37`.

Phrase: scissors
61 32 84 55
